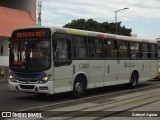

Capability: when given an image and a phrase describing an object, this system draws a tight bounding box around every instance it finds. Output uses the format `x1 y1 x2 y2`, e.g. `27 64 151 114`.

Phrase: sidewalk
44 88 160 120
101 100 160 120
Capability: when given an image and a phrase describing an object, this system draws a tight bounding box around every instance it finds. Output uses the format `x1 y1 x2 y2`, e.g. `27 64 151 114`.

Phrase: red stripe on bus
96 34 105 38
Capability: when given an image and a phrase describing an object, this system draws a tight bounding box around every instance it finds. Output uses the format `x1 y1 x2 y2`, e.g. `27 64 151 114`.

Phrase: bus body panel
53 64 73 93
88 60 104 88
104 60 131 86
138 60 151 81
150 60 158 79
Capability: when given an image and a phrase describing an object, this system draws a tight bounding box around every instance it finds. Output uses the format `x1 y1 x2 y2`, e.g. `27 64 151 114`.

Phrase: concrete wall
0 37 9 66
0 39 9 56
0 0 36 21
0 56 9 66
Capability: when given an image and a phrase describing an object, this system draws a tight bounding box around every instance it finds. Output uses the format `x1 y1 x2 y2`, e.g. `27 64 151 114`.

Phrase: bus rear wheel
129 72 138 88
73 76 85 98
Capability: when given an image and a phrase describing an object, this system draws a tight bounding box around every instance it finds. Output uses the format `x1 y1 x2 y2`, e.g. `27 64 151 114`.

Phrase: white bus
8 27 158 97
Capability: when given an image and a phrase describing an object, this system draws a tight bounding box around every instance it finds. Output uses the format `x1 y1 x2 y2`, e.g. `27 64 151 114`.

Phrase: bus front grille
20 85 35 89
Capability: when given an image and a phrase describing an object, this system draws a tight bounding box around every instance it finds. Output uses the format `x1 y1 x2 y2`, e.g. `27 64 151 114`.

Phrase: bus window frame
141 43 150 59
104 39 118 59
130 42 141 59
52 33 72 67
150 43 158 59
117 40 130 59
72 35 87 59
87 37 104 59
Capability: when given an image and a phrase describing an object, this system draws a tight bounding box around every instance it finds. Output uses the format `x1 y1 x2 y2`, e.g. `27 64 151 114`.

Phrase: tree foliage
64 19 132 36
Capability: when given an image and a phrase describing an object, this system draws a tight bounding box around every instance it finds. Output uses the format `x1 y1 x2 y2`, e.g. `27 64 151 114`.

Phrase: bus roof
52 27 156 43
13 26 156 43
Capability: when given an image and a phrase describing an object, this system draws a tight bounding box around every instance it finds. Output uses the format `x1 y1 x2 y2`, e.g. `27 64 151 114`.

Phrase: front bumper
8 80 54 94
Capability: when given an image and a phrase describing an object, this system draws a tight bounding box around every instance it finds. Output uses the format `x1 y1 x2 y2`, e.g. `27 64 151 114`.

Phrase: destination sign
12 28 51 39
16 31 46 38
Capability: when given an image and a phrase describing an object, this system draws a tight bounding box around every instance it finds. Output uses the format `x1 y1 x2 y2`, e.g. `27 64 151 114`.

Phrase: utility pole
37 1 42 26
115 7 129 34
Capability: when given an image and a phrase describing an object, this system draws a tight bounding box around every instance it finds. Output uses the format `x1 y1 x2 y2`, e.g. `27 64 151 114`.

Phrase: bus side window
113 40 118 58
73 36 87 58
150 44 157 59
88 38 103 58
117 41 129 58
54 37 71 66
104 40 115 58
141 43 149 59
130 42 140 59
88 38 96 58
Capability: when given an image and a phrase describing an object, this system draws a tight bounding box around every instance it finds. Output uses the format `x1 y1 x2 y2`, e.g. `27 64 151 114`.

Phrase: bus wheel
129 72 138 88
73 76 85 98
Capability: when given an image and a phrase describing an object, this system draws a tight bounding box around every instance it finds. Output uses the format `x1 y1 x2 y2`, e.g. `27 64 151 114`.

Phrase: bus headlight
9 74 16 82
41 74 51 83
43 76 49 81
9 74 13 79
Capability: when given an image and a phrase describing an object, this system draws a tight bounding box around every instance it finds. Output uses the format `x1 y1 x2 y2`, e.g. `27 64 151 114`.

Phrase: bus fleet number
79 63 89 69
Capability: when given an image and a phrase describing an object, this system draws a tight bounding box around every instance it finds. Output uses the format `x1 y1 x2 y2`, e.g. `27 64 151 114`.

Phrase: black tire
72 76 85 98
129 72 138 88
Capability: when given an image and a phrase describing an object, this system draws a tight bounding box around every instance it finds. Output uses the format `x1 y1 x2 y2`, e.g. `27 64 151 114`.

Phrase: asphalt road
0 83 72 111
0 80 160 112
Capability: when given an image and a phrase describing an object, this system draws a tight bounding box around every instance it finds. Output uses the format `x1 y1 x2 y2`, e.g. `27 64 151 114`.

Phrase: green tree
64 19 132 36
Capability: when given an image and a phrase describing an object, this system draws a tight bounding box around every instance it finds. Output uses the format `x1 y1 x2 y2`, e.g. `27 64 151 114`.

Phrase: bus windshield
10 29 51 72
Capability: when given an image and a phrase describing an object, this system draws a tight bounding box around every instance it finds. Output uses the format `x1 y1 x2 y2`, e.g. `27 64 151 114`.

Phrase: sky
37 0 160 40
